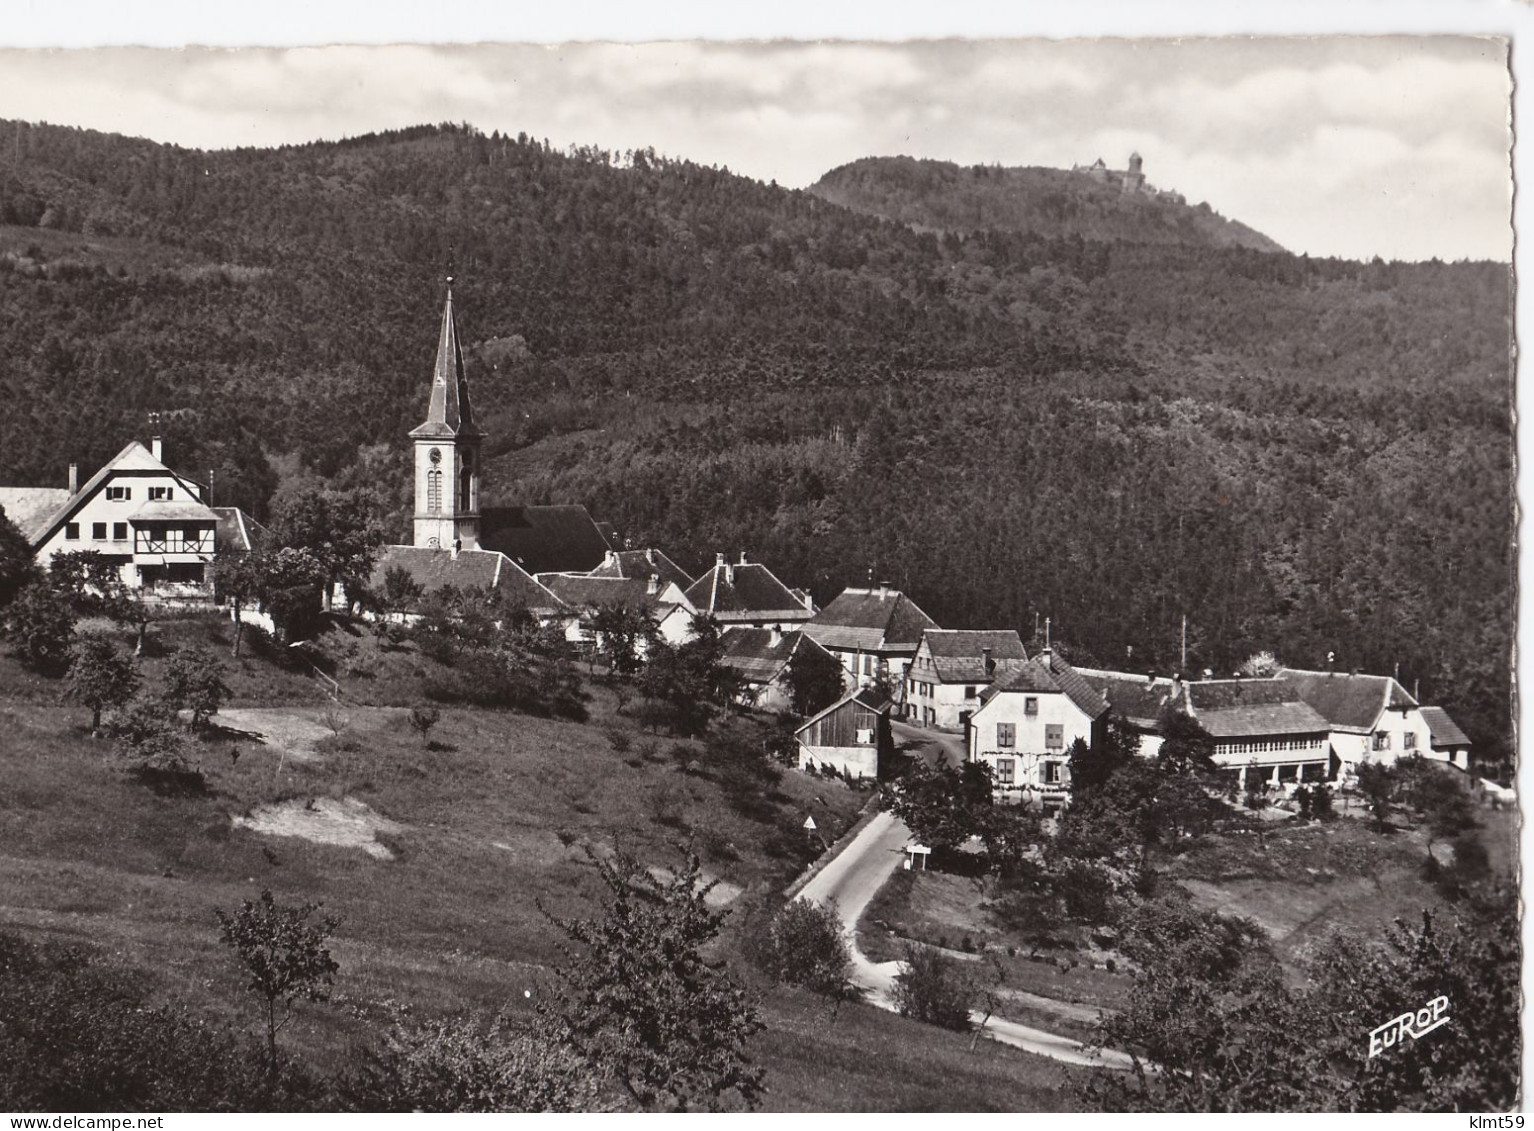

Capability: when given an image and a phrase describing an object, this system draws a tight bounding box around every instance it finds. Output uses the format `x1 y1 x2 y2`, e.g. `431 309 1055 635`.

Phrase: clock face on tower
429 448 442 464
426 536 440 549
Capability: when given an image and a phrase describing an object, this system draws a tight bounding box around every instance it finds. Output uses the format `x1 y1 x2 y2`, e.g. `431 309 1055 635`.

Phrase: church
367 279 619 612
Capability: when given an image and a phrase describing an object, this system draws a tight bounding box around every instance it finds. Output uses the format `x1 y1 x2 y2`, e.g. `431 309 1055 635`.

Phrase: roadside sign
803 816 817 832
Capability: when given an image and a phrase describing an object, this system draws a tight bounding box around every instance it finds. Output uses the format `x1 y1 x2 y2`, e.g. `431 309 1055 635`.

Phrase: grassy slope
0 615 1071 1110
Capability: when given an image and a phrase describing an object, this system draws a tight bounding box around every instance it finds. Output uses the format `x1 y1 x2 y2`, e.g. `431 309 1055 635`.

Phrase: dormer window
148 486 172 501
106 486 131 501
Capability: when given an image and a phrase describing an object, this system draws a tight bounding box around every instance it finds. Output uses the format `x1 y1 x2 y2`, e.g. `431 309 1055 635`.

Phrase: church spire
410 276 484 439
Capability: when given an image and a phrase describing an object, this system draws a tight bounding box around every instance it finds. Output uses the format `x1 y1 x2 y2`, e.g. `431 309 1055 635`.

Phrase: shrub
408 705 442 745
757 900 853 998
606 728 632 753
892 944 972 1031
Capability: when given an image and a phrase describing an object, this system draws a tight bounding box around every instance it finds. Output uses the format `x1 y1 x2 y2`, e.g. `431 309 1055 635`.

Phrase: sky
0 19 1515 262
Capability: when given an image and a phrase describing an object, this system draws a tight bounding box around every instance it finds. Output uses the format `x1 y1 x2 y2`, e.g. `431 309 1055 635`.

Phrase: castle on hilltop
1070 152 1185 204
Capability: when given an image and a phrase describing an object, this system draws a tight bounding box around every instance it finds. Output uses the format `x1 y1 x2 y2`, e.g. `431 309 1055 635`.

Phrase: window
112 522 127 541
855 728 874 745
1403 732 1417 750
106 486 131 501
148 486 172 501
1024 697 1039 716
964 685 976 699
427 468 443 512
1045 724 1064 750
1373 731 1391 752
996 722 1016 748
91 522 107 541
1042 760 1062 784
995 757 1015 785
184 524 201 541
65 522 80 540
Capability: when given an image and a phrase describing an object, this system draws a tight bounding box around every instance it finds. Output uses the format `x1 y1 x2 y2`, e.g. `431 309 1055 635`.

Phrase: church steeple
410 277 484 552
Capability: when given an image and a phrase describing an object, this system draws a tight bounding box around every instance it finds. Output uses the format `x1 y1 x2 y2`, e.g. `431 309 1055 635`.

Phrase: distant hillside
809 156 1285 252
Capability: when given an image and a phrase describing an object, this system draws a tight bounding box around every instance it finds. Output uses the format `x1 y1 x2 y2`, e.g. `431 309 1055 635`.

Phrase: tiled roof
539 573 674 612
1419 706 1472 749
130 499 219 522
586 548 695 590
1183 678 1331 738
479 504 614 575
0 487 70 540
719 627 831 683
682 559 812 623
1275 668 1418 731
210 507 270 554
370 545 567 615
991 652 1109 720
921 629 1028 684
805 587 938 652
1074 667 1176 729
408 286 485 440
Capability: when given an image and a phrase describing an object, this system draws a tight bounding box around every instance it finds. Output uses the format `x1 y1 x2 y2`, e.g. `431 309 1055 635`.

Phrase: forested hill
0 121 1514 766
809 156 1285 251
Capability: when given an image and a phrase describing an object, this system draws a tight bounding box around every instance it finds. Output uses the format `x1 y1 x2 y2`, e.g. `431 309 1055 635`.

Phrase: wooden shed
794 687 894 781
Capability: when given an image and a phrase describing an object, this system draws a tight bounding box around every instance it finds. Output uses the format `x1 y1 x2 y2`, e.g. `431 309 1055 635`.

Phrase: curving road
794 809 1134 1071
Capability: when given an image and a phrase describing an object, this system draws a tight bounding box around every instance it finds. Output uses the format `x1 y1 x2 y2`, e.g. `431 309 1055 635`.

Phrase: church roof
409 283 485 441
479 504 614 575
370 545 567 615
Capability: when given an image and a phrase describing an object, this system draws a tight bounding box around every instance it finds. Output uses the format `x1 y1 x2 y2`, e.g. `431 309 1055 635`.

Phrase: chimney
645 548 655 565
769 624 782 647
647 574 660 596
67 463 78 494
150 436 163 462
982 646 995 677
725 563 735 586
604 549 617 567
715 552 726 569
878 580 890 599
739 550 749 565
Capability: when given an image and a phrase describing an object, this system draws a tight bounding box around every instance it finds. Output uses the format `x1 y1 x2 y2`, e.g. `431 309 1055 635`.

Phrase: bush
756 900 853 998
605 728 631 753
348 1011 599 1112
892 944 972 1031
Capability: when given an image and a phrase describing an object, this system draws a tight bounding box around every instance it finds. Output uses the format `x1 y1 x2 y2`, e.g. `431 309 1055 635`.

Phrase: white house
1274 668 1435 775
906 629 1029 729
1418 706 1472 770
719 625 836 713
24 438 220 595
536 572 694 652
967 649 1108 808
802 584 938 692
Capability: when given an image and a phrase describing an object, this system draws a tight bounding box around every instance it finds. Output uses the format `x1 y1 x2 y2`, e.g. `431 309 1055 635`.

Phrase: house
794 686 894 780
1274 668 1433 774
535 572 694 650
719 625 836 713
22 438 220 596
1418 706 1472 770
585 547 695 592
1073 667 1178 757
681 553 816 628
1174 678 1334 789
0 485 70 541
906 629 1029 729
968 649 1108 808
802 584 938 692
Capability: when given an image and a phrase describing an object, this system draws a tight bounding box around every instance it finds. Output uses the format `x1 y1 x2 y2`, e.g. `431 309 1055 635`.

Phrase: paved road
890 719 967 769
794 810 1134 1071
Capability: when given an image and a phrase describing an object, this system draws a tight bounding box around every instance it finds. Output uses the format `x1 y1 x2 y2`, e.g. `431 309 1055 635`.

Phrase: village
0 279 1487 816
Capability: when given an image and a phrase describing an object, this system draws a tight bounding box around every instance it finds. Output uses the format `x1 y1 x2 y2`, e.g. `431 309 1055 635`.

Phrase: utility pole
1044 616 1051 650
1181 613 1188 671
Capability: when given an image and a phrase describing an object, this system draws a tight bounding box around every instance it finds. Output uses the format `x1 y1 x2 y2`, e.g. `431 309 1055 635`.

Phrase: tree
65 634 138 733
1067 714 1139 796
162 646 231 732
368 565 425 641
782 643 845 718
542 849 764 1111
757 900 853 998
892 944 972 1031
0 506 37 609
880 759 996 853
3 580 75 673
269 485 385 610
210 552 266 657
253 547 328 644
638 615 735 736
1355 762 1398 830
1395 756 1475 860
408 705 441 746
589 602 655 680
1156 708 1217 775
215 890 340 1081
